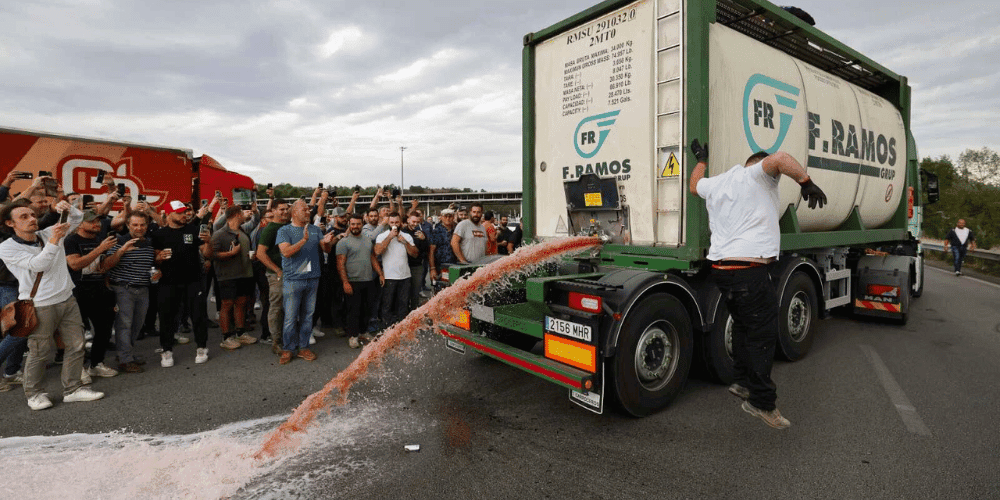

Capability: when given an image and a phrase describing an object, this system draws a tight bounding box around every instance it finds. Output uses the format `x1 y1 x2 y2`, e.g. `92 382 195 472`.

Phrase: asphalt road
3 266 999 499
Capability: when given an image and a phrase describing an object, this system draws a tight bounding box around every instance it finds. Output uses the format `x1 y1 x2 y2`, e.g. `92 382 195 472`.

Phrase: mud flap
569 362 604 414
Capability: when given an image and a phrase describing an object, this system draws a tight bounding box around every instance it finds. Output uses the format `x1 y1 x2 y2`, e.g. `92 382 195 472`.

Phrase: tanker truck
437 0 940 416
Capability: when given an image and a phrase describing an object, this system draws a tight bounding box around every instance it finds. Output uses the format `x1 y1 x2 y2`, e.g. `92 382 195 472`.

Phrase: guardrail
921 241 1000 262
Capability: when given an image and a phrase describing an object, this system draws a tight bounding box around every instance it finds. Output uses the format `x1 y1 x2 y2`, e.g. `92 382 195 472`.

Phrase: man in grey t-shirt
451 202 487 264
337 214 384 348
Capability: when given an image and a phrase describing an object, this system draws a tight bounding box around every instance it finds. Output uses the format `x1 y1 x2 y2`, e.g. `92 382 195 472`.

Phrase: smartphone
201 199 208 207
266 182 273 189
117 183 126 197
82 194 94 207
353 185 361 192
392 188 401 198
215 190 222 198
59 210 69 224
96 171 106 184
199 224 209 233
38 170 52 177
13 171 33 180
134 239 150 248
318 182 324 188
137 194 146 202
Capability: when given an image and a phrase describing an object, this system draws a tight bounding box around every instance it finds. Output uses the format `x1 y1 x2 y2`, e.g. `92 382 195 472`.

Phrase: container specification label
533 0 656 243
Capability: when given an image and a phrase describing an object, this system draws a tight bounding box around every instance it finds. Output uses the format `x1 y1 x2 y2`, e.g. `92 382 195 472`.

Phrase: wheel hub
634 322 675 383
787 292 811 341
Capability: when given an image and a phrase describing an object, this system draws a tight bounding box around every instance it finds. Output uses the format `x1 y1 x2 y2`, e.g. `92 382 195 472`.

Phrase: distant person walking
944 219 976 276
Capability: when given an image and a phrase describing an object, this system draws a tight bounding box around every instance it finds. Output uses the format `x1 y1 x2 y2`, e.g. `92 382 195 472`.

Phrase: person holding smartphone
100 212 156 374
150 200 214 367
211 206 259 351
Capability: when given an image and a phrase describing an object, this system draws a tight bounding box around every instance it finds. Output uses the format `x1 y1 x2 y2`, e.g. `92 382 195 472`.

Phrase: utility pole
400 146 407 196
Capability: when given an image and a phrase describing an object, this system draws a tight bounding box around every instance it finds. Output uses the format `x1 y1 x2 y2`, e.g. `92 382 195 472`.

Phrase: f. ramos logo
574 110 621 159
743 74 800 154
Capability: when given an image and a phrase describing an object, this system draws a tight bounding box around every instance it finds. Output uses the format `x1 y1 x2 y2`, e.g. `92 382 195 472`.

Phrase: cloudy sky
2 0 996 191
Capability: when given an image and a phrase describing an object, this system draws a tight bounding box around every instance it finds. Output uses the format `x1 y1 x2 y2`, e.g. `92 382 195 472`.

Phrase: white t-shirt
955 227 970 245
375 230 414 280
696 161 781 261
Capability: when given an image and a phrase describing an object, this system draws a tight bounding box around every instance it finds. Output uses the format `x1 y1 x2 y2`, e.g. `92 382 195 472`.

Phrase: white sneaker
309 335 316 345
161 351 174 368
195 348 208 364
28 393 53 411
312 328 325 338
175 334 191 345
85 341 93 350
64 386 105 403
88 363 119 378
84 329 93 341
81 369 92 385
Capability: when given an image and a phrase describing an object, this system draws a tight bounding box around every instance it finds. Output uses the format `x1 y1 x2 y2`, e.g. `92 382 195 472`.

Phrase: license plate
445 338 466 354
545 316 592 342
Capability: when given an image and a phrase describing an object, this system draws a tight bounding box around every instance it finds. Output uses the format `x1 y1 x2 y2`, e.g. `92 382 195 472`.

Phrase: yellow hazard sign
584 192 603 207
661 153 681 177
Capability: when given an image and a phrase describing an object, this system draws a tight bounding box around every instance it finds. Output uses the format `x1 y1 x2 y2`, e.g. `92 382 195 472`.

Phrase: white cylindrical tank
708 24 905 231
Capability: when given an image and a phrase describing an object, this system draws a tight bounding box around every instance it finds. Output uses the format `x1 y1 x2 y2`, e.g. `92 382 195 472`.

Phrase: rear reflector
545 333 597 373
568 292 602 313
448 309 471 330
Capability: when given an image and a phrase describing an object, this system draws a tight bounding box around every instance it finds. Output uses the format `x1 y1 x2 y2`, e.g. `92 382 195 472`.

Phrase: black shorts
217 277 254 300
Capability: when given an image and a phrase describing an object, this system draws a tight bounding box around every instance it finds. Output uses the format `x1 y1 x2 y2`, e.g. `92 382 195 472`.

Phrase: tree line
920 147 1000 250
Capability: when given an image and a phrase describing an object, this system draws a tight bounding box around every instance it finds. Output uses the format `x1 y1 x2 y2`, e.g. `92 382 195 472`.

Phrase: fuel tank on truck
708 23 906 231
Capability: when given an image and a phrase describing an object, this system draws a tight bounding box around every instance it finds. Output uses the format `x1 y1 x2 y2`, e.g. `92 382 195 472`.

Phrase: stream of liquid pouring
253 236 600 460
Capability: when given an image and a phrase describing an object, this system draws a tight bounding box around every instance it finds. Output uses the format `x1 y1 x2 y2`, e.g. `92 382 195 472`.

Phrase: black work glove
690 139 709 163
799 178 827 209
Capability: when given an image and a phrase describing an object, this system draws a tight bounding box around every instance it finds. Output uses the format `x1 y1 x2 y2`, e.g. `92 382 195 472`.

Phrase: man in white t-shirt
374 214 417 328
689 139 826 430
943 219 976 276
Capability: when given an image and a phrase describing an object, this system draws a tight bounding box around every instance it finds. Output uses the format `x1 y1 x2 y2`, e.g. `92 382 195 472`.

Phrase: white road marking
928 266 1000 290
859 344 932 437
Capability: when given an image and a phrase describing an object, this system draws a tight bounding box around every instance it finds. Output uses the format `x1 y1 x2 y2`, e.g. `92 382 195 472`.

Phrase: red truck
0 126 256 211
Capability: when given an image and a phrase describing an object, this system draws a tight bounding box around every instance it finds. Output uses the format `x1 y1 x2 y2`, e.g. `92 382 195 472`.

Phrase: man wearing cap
151 200 213 367
428 208 458 284
64 210 119 378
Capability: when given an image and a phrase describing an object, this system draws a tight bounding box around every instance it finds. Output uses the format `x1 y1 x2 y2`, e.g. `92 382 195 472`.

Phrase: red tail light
568 292 602 313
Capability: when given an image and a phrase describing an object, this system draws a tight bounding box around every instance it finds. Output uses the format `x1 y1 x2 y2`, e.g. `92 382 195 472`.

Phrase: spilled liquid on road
1 236 600 499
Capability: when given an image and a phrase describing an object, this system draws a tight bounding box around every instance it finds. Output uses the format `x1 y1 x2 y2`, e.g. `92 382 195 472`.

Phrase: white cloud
374 48 470 85
316 26 366 58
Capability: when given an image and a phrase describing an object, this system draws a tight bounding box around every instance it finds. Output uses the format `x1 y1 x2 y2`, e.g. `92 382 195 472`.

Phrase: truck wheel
911 256 924 298
701 299 736 384
610 293 692 417
777 273 817 361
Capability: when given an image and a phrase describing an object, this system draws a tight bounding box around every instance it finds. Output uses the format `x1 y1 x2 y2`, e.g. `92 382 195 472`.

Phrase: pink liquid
253 236 600 460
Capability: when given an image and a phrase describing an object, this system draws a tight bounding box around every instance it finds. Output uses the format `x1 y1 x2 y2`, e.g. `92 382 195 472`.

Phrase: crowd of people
0 171 522 410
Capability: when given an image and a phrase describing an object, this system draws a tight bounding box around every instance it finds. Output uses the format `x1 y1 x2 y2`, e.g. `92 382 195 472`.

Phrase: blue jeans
0 284 27 376
950 246 967 272
282 278 319 352
112 285 150 364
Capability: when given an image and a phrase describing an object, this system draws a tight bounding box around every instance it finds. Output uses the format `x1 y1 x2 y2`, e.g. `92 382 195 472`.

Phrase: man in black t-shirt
64 211 118 378
151 200 213 366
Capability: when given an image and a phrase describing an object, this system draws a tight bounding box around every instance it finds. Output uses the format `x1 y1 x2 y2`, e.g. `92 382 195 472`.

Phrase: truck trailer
0 127 257 212
439 0 939 416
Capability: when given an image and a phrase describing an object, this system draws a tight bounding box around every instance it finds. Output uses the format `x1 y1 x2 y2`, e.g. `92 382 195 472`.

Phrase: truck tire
911 256 924 298
777 273 817 361
701 299 736 384
609 293 693 417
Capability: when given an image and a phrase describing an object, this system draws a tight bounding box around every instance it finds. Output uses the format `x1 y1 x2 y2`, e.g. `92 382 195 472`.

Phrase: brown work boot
118 362 144 374
278 350 293 365
741 401 791 429
297 349 317 361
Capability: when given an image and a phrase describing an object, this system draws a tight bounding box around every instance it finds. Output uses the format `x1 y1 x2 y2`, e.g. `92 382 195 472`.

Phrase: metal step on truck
437 0 940 416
